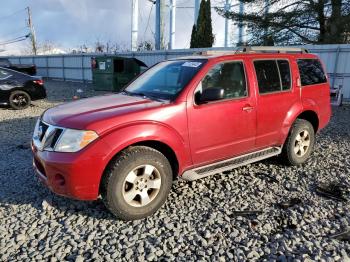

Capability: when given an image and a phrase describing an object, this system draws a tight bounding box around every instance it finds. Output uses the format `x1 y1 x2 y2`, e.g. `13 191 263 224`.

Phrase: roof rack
238 46 309 54
195 46 308 56
195 50 236 56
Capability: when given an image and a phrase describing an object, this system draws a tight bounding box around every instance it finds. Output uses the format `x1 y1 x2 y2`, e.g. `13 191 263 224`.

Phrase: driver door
187 60 257 165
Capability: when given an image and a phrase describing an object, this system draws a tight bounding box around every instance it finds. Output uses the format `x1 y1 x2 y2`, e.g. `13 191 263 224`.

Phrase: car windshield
124 59 206 100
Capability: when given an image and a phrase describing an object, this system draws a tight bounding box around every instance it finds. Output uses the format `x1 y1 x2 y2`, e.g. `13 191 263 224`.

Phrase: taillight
33 79 44 85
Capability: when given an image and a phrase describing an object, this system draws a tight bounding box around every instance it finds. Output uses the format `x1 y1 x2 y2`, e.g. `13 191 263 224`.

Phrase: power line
0 38 28 45
0 34 30 45
0 27 28 39
0 8 26 21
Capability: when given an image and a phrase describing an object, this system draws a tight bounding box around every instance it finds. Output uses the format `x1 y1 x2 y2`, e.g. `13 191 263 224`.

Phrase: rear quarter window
297 59 327 86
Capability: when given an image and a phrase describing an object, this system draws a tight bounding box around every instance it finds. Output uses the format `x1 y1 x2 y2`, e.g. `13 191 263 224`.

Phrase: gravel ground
0 80 349 261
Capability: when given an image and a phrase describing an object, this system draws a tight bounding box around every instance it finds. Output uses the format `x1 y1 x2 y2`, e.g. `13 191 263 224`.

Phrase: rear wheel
101 146 173 220
9 90 31 110
281 119 315 165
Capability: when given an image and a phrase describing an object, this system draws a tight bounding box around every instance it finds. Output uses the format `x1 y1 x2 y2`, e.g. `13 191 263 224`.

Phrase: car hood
42 94 163 131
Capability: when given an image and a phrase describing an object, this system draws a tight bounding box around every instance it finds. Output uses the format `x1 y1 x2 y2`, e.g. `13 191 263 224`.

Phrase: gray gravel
0 80 349 261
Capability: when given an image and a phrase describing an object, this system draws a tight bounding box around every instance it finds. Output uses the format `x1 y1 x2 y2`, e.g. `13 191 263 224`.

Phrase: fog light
54 174 65 186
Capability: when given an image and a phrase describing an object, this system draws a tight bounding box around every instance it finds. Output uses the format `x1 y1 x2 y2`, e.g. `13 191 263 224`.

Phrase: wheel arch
99 139 180 195
296 110 319 133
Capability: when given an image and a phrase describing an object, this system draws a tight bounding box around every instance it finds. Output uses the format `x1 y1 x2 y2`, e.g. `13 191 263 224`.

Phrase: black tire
281 119 315 166
9 90 31 110
101 146 173 220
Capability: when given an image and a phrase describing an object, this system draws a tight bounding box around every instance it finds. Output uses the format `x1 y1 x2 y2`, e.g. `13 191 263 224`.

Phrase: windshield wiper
122 90 166 102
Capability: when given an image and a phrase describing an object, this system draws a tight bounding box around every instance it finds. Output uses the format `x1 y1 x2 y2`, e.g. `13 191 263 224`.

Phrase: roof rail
193 46 309 56
195 50 236 56
238 46 309 54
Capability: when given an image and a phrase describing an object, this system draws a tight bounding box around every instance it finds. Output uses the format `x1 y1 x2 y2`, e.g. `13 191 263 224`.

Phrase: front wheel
281 119 315 166
101 146 173 220
9 90 31 110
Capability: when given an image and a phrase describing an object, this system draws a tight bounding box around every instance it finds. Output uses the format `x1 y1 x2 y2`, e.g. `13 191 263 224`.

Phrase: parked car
0 58 37 76
32 47 331 220
0 67 46 109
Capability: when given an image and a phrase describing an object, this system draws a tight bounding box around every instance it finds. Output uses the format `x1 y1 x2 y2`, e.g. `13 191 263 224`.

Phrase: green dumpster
91 56 147 91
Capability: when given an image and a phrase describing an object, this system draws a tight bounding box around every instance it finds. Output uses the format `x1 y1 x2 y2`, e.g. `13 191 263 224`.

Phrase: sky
0 0 244 55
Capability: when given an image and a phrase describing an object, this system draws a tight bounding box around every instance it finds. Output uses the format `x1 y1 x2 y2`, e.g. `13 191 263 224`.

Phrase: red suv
32 47 331 220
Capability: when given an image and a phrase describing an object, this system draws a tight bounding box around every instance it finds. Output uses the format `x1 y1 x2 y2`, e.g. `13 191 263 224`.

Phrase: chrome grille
33 119 64 151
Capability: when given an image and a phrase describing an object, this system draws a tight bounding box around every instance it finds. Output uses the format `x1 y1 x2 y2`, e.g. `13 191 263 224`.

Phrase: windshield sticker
182 62 202 68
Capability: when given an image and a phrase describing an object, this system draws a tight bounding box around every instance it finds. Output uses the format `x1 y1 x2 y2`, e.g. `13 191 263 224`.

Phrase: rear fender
280 99 320 144
280 102 303 144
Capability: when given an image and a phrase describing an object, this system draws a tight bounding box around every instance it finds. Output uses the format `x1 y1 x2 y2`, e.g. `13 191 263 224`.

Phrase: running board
181 147 282 181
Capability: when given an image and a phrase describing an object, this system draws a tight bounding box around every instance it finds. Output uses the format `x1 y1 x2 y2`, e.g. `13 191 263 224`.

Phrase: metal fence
2 44 350 99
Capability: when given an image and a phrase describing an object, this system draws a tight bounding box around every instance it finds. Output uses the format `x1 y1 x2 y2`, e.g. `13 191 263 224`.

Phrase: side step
181 147 282 181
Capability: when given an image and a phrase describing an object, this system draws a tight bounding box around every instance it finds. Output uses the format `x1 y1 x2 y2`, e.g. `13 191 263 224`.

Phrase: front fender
100 121 191 175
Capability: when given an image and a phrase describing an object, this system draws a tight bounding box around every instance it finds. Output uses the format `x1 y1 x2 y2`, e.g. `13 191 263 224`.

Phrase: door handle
242 105 254 112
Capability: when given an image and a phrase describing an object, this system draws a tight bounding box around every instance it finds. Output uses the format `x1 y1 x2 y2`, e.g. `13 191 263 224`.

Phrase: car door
251 58 299 147
187 60 257 165
0 69 15 103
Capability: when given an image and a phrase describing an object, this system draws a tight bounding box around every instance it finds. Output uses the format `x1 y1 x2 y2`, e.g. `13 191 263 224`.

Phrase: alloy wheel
122 164 162 207
294 130 311 157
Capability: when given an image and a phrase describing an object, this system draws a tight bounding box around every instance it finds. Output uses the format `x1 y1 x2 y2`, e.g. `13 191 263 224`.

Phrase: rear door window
254 60 291 94
297 59 327 86
278 60 291 90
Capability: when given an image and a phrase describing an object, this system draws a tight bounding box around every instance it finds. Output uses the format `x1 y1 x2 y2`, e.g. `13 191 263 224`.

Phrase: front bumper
31 138 110 200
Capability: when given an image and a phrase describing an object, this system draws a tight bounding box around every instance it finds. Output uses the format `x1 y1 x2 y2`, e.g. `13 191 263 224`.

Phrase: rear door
251 58 299 147
187 60 257 165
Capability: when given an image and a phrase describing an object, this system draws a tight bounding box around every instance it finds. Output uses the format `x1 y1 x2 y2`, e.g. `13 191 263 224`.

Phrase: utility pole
169 0 176 49
155 0 160 50
238 1 244 45
224 0 231 48
131 0 139 51
194 0 200 25
26 6 37 55
155 0 165 50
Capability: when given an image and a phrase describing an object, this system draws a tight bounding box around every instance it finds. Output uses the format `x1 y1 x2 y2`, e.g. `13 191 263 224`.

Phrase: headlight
55 129 98 152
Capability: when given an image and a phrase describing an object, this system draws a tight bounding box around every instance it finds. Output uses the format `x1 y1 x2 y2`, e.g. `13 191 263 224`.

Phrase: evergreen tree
190 24 197 48
215 0 350 45
190 0 215 48
203 0 214 47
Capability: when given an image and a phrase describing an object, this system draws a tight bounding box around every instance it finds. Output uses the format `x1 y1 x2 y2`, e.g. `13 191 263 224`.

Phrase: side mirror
199 88 224 103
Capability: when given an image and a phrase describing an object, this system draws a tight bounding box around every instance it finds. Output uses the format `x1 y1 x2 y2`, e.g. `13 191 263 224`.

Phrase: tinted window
297 59 327 86
254 60 291 93
0 69 10 79
278 60 291 90
199 61 247 100
254 60 281 93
